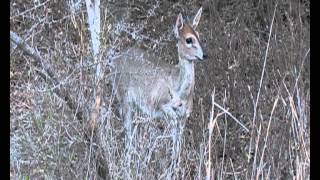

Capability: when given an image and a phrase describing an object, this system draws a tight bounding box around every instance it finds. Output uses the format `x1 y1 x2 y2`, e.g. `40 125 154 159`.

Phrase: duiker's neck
177 56 194 98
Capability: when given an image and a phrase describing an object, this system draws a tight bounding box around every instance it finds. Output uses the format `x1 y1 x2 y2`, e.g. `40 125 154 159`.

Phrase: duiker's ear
174 13 184 38
192 7 203 29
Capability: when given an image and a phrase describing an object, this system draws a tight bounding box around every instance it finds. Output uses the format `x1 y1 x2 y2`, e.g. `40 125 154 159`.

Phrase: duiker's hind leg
121 102 134 140
121 101 135 173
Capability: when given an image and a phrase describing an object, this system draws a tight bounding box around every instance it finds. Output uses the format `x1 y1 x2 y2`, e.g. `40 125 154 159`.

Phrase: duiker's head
174 7 207 61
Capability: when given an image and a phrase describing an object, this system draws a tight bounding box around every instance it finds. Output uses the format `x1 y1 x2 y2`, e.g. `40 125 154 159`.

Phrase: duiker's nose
203 51 208 59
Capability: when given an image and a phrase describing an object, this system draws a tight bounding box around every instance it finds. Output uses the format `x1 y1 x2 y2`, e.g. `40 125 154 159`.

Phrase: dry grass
10 0 309 179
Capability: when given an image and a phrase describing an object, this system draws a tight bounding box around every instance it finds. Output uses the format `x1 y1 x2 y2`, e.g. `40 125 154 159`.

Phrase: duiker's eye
186 38 193 44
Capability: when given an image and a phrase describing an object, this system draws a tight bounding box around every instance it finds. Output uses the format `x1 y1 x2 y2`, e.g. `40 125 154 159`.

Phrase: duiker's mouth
196 54 207 61
196 56 204 61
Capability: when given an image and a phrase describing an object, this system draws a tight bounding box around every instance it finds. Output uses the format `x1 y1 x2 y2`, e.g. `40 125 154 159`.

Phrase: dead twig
10 30 85 127
212 102 249 132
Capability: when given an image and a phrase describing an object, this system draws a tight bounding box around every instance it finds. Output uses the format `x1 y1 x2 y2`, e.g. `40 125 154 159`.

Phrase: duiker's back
111 48 178 77
110 47 180 114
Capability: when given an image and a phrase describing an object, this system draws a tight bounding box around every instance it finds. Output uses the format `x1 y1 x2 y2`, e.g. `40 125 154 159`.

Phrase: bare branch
84 1 103 177
212 101 249 132
85 0 103 129
10 31 85 125
85 0 101 59
10 0 51 19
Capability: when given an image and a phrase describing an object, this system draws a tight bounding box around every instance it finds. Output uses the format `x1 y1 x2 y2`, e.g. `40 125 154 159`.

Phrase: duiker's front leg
175 103 188 118
162 95 190 119
170 95 189 119
121 102 133 139
161 103 178 120
185 96 193 118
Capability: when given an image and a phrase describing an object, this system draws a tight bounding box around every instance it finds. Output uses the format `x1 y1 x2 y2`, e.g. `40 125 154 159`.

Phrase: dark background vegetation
10 0 309 179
